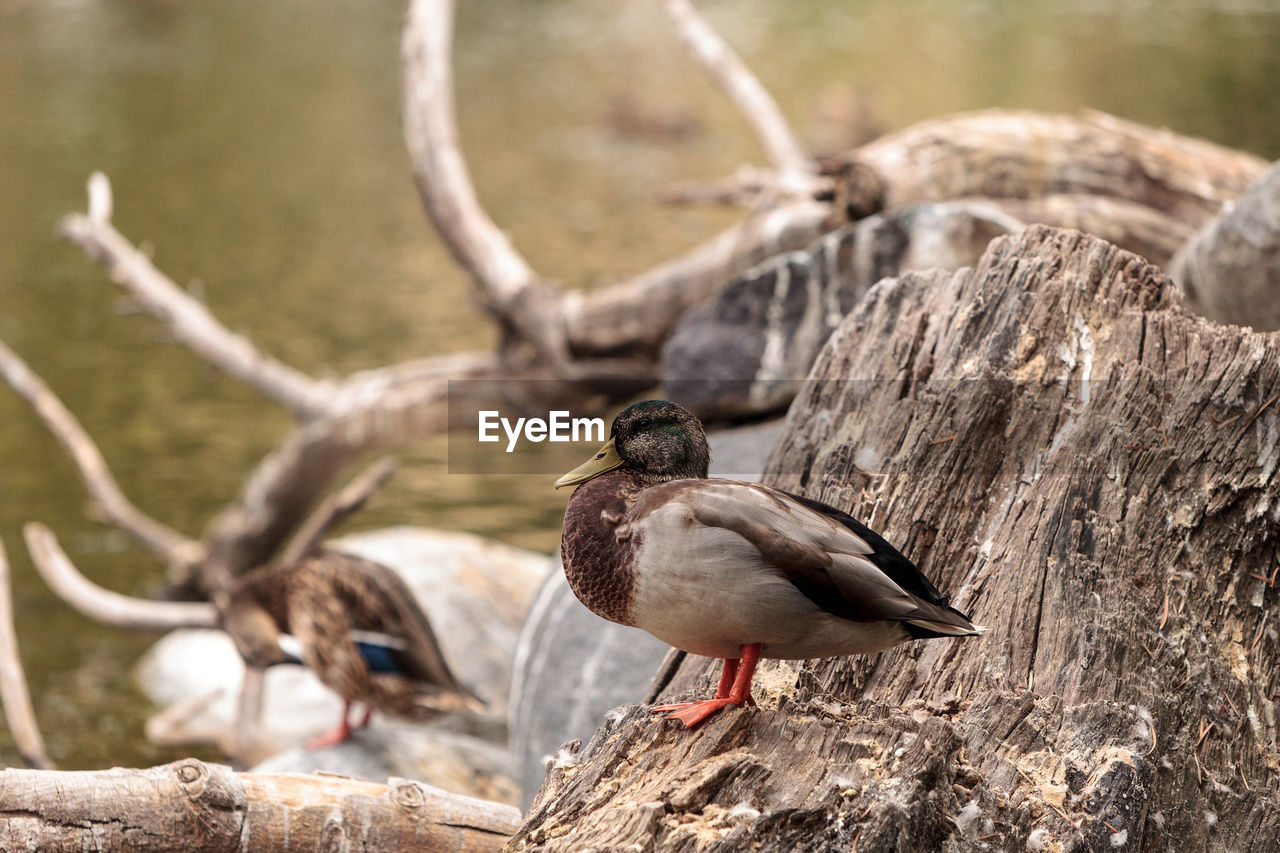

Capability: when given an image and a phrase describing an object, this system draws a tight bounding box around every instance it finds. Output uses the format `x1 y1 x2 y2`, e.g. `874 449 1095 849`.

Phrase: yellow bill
554 437 623 489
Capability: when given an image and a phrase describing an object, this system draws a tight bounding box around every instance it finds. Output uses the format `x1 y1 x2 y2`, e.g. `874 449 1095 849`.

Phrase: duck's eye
636 418 652 429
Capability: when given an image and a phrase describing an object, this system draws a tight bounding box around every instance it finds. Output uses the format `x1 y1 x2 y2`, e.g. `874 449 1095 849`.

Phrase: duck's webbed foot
650 643 761 729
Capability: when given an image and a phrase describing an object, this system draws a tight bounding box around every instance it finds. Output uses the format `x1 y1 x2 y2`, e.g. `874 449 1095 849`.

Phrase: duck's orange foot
304 719 353 749
651 698 738 728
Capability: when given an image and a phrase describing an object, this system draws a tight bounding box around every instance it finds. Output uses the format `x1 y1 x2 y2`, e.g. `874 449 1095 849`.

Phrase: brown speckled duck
555 400 982 728
225 551 480 747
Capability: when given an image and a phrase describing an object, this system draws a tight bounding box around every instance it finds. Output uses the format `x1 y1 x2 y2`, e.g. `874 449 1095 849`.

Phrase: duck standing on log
225 551 481 747
555 400 982 728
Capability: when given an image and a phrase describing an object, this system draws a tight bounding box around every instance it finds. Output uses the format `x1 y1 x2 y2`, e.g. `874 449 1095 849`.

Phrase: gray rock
509 572 669 809
662 201 1022 420
509 423 783 807
250 717 518 805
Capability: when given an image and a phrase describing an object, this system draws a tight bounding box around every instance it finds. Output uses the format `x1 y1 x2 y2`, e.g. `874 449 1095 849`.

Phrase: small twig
1214 412 1242 428
1249 615 1267 654
23 523 217 632
278 457 396 566
145 688 227 748
0 337 201 570
1242 394 1278 432
60 175 333 420
1047 801 1078 831
1158 592 1169 631
1196 720 1215 748
659 0 815 184
930 434 957 446
659 166 774 207
0 539 54 769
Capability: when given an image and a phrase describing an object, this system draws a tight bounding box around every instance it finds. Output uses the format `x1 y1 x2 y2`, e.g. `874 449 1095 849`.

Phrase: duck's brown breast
560 472 643 626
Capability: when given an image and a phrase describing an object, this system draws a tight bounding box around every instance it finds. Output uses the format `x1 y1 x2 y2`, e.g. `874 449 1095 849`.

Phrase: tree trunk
511 226 1279 852
0 759 520 852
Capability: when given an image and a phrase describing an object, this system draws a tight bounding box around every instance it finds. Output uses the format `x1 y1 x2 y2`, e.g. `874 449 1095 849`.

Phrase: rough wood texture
512 226 1279 852
1169 161 1280 331
0 758 520 852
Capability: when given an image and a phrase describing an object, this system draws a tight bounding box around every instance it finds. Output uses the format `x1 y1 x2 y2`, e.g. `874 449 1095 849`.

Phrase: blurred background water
0 0 1277 769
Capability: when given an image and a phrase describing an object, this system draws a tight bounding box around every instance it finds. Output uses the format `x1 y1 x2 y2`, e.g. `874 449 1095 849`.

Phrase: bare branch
278 456 396 566
0 539 54 769
401 0 539 317
660 0 815 182
23 523 217 632
0 337 201 569
60 174 334 420
145 688 227 749
0 759 521 851
200 350 499 581
566 200 830 356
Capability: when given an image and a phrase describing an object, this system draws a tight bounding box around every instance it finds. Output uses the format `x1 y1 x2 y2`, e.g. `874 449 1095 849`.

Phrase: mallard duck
555 400 981 728
224 551 480 748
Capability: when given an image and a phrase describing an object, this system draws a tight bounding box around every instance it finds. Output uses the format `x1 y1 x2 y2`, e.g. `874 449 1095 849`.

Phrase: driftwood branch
401 0 543 325
660 0 814 184
60 174 334 420
0 337 200 570
0 759 520 852
563 201 831 358
199 350 499 581
0 539 53 769
278 456 396 566
23 523 217 632
853 109 1266 221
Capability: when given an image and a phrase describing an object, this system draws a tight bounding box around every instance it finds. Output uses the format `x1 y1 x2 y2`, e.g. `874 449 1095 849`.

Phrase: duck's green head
554 400 710 488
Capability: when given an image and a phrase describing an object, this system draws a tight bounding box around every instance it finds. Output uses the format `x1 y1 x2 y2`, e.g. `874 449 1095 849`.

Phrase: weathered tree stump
0 758 520 851
511 226 1279 852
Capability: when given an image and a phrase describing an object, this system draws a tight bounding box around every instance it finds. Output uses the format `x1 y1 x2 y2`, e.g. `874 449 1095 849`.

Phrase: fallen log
0 759 520 852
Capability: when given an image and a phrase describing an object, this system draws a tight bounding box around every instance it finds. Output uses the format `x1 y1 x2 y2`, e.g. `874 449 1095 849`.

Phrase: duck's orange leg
305 699 356 749
651 643 760 728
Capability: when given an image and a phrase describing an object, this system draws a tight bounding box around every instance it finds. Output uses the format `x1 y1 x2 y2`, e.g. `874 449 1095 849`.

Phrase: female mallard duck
224 551 480 747
555 400 981 728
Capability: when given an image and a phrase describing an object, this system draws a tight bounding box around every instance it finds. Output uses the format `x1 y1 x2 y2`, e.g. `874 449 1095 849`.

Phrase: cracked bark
511 226 1279 852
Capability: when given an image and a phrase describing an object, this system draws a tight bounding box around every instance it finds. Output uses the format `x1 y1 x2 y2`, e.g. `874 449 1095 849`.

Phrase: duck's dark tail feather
902 602 984 640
